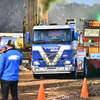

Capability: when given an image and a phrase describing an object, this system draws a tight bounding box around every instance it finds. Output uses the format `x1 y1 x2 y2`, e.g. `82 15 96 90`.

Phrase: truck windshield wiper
34 40 47 44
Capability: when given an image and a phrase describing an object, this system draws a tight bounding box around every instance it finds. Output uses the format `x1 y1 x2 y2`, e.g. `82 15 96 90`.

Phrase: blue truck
23 0 87 78
26 18 85 79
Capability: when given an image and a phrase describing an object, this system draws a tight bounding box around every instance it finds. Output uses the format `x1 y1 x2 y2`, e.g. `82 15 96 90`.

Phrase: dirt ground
0 71 100 100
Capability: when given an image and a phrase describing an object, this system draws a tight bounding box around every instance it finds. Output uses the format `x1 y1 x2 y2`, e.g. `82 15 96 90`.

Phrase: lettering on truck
84 42 98 46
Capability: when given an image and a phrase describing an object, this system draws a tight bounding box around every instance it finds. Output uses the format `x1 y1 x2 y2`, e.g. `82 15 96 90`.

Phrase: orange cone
37 82 45 100
81 78 88 98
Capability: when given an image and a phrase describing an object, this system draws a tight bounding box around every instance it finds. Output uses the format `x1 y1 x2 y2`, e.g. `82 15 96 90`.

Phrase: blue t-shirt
0 48 22 81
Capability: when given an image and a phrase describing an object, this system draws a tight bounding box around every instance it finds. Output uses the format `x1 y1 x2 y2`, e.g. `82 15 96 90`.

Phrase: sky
67 0 100 6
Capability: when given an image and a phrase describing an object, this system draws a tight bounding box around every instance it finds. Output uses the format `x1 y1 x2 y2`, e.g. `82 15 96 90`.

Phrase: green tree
6 4 25 32
0 0 25 32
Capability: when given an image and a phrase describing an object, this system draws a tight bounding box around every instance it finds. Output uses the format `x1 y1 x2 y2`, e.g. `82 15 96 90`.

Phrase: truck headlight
49 63 52 65
56 54 59 57
64 60 71 64
33 61 40 65
52 62 55 65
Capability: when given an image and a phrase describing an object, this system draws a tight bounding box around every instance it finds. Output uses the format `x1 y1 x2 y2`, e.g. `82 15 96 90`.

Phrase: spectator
0 45 7 52
0 40 22 100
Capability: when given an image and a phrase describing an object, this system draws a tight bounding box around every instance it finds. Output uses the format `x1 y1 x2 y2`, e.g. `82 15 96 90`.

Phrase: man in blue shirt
0 40 22 100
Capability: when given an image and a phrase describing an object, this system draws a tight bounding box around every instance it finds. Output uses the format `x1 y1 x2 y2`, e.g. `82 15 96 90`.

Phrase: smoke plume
40 0 62 14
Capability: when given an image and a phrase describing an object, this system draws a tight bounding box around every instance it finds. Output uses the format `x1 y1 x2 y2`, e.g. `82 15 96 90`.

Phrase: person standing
0 45 7 53
0 45 7 56
0 40 22 100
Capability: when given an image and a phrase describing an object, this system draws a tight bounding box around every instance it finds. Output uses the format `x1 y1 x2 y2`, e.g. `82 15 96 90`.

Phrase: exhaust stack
43 13 48 25
43 19 46 25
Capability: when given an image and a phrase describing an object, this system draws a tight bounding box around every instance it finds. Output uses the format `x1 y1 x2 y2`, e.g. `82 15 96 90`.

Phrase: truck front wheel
84 62 88 78
74 66 78 79
33 74 41 79
84 57 88 78
71 59 77 79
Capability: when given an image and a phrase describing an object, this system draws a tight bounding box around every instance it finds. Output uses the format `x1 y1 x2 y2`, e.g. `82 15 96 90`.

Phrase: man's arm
19 54 23 65
0 53 5 79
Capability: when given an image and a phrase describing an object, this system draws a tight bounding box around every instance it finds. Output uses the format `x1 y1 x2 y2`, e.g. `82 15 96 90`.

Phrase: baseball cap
7 40 15 47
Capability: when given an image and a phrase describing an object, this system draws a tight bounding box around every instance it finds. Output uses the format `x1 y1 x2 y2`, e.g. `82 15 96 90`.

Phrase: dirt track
0 71 100 100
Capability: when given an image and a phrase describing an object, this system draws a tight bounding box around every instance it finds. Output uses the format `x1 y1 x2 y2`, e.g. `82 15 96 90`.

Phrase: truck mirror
72 30 74 41
26 32 30 44
72 30 78 41
75 32 78 40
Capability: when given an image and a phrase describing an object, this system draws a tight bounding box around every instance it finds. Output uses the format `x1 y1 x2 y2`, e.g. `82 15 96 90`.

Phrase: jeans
1 79 18 100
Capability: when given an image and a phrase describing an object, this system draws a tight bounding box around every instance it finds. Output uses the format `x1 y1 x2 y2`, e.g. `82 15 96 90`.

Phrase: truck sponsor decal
84 42 98 46
32 45 71 65
89 47 98 54
33 45 71 57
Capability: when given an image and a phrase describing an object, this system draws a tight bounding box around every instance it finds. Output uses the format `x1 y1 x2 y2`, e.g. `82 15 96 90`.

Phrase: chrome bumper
32 66 75 74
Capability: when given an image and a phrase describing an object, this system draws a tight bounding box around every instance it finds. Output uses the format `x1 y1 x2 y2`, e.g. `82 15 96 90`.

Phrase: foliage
0 0 25 32
0 1 100 32
48 2 100 31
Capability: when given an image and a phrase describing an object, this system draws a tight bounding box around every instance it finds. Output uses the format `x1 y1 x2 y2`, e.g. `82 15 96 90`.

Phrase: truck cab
27 23 78 79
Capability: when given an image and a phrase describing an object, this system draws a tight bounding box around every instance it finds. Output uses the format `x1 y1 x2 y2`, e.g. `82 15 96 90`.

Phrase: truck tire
33 74 41 79
74 67 78 79
84 57 88 78
84 65 87 78
71 59 77 79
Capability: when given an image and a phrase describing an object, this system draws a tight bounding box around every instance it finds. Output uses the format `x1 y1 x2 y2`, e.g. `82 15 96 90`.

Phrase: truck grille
46 53 57 60
43 53 60 66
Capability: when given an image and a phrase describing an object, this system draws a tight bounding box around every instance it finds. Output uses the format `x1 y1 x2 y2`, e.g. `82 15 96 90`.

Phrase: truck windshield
33 29 71 44
84 29 99 37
